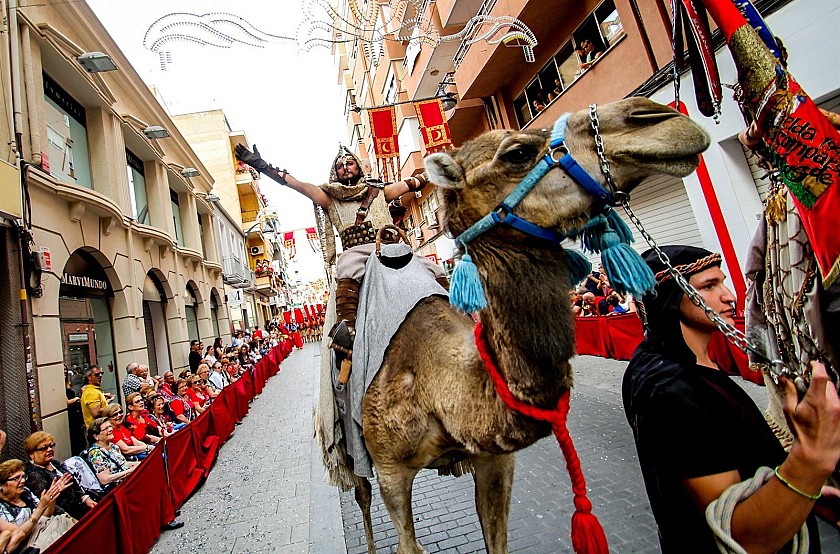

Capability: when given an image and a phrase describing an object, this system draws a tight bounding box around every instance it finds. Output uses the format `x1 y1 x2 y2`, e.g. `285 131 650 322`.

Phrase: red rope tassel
474 322 609 554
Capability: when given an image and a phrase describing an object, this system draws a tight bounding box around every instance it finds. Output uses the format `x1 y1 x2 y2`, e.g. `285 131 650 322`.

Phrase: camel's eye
500 145 537 165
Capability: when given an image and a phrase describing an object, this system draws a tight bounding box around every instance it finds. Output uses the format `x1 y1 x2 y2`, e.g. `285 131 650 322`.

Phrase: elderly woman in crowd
196 364 220 399
101 404 153 459
24 432 96 520
145 394 179 436
125 392 161 444
0 459 72 551
170 379 195 425
86 418 138 488
185 374 208 413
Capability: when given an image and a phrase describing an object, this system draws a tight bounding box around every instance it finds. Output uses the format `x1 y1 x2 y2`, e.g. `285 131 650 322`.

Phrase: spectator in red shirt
124 392 161 444
159 371 176 400
185 372 209 411
169 379 195 425
102 404 153 459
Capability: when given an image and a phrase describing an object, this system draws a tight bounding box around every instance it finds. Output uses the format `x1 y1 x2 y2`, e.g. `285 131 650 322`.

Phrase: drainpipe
7 0 38 432
0 0 14 157
629 0 659 73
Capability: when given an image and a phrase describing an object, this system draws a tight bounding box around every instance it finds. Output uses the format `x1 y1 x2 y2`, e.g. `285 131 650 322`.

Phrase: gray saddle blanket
344 243 448 477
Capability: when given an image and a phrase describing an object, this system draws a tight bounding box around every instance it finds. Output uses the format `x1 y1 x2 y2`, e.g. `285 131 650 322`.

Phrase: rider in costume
235 144 447 346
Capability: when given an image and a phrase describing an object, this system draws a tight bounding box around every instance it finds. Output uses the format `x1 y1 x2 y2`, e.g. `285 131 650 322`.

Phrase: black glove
235 143 270 173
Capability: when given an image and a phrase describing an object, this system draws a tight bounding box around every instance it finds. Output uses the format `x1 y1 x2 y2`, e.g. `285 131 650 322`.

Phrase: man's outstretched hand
235 144 270 173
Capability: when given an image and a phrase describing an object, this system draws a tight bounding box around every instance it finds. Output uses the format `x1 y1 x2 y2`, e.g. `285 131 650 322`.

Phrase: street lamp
181 167 201 178
352 91 458 113
143 125 170 140
77 52 117 73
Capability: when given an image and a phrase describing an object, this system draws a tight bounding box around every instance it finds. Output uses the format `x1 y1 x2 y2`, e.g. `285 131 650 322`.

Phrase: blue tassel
580 215 607 253
564 249 592 285
605 207 634 245
600 239 656 298
450 253 487 313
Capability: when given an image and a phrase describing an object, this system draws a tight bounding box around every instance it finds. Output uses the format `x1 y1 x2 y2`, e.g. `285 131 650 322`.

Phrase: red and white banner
368 105 400 181
414 98 453 153
283 231 296 259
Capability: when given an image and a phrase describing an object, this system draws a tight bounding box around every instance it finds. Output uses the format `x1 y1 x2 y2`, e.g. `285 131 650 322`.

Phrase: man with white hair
122 362 142 398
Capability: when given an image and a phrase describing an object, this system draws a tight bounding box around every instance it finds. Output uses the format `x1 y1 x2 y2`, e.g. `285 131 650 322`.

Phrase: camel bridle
453 105 620 251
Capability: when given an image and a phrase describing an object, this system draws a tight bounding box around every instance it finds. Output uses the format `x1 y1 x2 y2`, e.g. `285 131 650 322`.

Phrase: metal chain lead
587 104 798 382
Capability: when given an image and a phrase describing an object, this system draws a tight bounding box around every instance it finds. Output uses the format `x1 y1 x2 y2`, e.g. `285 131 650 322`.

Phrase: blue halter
448 111 655 314
455 113 613 248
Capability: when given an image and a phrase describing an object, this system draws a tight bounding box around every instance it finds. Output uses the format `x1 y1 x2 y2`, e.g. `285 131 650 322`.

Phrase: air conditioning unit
250 245 264 256
413 228 423 240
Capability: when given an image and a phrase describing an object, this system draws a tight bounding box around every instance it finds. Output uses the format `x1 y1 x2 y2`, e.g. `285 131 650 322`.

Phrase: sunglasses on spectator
92 372 103 377
108 411 123 418
35 443 56 451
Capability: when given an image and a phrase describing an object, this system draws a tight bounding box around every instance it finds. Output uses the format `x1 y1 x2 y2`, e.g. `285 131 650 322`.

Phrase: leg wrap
335 278 361 334
436 276 450 292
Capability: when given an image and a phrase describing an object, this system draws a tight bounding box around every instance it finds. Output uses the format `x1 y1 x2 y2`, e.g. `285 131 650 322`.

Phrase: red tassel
473 322 610 553
572 511 609 554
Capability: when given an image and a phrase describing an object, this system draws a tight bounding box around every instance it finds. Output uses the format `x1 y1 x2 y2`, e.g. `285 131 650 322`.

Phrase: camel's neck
472 239 576 408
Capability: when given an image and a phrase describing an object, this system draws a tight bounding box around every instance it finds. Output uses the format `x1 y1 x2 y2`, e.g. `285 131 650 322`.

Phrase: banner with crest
368 105 400 181
414 98 453 153
283 231 296 259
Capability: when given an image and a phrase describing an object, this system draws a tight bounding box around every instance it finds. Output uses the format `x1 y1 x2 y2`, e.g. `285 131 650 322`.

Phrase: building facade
333 0 837 306
0 0 229 458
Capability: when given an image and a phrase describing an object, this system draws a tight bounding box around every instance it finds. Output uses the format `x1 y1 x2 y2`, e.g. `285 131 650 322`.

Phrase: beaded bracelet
774 465 822 500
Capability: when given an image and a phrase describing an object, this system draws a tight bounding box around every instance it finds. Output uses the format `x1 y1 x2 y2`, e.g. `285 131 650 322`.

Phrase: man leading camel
235 144 446 348
623 245 840 553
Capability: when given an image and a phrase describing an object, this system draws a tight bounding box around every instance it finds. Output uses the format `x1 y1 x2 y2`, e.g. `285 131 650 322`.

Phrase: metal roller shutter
567 174 704 269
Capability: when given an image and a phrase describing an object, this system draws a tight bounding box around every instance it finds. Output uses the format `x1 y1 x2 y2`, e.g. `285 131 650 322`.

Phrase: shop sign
227 289 243 307
67 333 88 343
59 250 113 297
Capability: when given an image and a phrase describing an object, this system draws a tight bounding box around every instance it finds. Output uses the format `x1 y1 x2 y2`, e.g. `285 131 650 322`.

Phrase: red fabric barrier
209 393 235 443
603 314 645 361
42 495 121 554
220 381 241 423
114 446 175 554
293 332 303 349
165 428 203 508
189 409 219 476
574 317 609 357
709 316 762 385
233 376 251 420
253 359 266 395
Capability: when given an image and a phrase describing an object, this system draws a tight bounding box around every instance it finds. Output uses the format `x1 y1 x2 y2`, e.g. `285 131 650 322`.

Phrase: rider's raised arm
383 172 430 202
235 144 332 209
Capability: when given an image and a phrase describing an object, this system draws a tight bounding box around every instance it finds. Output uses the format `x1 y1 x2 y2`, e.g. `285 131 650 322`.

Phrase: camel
331 96 711 554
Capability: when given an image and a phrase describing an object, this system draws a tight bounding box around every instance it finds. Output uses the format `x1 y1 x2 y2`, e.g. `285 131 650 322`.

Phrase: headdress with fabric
640 245 722 363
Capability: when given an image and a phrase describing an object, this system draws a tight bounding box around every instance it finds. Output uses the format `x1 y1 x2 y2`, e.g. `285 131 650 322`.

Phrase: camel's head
426 97 710 240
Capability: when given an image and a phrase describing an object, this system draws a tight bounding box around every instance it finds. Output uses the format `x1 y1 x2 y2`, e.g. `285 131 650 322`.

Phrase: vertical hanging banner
305 227 320 252
368 105 400 182
283 231 297 259
414 98 453 153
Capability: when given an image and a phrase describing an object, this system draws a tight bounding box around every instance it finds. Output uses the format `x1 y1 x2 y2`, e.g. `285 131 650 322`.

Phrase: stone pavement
152 345 840 553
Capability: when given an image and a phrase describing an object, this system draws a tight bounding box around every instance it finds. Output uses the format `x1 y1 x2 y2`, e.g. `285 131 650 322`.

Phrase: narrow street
153 344 840 553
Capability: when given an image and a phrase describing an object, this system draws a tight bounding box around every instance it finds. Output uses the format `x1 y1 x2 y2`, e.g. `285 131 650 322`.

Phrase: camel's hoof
396 541 428 554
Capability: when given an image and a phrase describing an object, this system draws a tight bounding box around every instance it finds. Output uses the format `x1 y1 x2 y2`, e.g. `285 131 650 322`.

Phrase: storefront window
59 250 119 403
210 293 221 338
185 285 199 342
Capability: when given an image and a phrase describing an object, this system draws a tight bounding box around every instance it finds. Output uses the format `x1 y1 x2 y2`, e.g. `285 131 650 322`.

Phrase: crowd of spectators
530 39 604 117
0 321 291 552
570 265 636 317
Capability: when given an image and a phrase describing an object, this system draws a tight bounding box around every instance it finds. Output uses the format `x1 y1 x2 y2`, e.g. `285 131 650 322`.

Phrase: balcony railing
222 255 254 288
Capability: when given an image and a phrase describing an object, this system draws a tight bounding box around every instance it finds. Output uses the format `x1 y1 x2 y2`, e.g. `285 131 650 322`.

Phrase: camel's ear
424 152 464 190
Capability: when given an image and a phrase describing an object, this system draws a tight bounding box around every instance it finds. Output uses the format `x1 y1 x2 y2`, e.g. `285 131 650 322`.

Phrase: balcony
254 275 277 297
222 255 253 288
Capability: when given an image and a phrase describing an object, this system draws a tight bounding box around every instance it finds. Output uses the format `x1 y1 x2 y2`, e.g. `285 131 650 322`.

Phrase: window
43 74 92 188
170 190 184 246
384 69 398 104
510 0 624 128
126 150 149 224
210 294 220 338
344 89 357 115
197 213 206 257
483 97 502 130
420 192 439 227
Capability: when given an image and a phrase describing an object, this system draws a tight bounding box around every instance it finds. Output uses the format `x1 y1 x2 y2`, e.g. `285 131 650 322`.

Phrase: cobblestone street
152 344 840 553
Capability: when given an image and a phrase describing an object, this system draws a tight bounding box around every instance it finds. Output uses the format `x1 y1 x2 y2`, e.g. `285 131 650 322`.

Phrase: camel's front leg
375 465 426 554
354 478 377 554
472 453 514 554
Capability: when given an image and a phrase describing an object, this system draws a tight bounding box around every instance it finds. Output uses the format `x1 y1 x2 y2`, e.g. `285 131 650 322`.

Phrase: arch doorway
59 249 119 403
142 271 172 376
